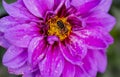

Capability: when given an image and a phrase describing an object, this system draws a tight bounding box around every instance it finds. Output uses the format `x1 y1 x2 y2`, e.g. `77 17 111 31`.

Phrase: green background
0 0 120 77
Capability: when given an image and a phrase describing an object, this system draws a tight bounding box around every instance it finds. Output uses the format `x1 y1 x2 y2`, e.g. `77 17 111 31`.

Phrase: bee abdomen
57 20 65 29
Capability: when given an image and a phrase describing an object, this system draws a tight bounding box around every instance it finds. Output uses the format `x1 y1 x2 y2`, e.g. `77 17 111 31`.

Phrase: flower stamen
47 16 71 41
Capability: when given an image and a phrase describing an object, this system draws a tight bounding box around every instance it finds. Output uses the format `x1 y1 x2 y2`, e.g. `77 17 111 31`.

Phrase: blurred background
0 0 120 77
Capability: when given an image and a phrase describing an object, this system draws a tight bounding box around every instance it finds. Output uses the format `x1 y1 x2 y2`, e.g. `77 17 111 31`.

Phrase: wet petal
89 26 114 45
4 23 40 47
67 35 87 59
86 12 116 32
28 36 46 65
3 46 27 68
59 35 87 66
73 26 108 49
39 46 64 77
23 0 54 17
3 0 36 20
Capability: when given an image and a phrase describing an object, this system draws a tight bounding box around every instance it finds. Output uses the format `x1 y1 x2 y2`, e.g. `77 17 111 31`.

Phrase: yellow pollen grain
47 16 71 41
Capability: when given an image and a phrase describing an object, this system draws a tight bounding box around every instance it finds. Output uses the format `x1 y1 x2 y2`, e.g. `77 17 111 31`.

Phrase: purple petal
81 50 97 77
67 15 82 26
2 46 27 68
71 0 92 8
22 70 41 77
23 0 54 17
3 0 36 20
93 50 107 73
62 61 75 77
59 36 87 66
75 66 88 77
86 12 116 32
54 0 71 15
54 0 65 11
67 15 86 30
101 31 114 45
0 16 27 33
54 0 71 16
23 73 33 77
71 0 101 15
8 63 30 75
0 33 10 48
28 36 46 65
89 26 114 45
67 35 87 59
94 0 112 12
73 26 108 49
39 46 64 77
4 23 40 47
47 36 59 45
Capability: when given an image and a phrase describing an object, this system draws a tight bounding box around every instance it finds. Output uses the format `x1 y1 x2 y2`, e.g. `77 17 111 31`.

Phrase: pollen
47 16 72 41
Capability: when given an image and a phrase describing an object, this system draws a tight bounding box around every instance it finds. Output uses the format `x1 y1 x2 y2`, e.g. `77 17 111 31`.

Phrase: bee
57 20 65 29
57 20 68 34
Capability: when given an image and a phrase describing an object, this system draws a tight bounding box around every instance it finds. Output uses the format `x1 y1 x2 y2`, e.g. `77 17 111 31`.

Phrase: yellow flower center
47 16 72 41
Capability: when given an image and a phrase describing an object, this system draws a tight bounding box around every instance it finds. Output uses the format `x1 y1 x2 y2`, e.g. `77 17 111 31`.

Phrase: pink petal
2 0 36 20
23 0 54 17
67 15 86 30
22 70 41 77
101 31 114 45
62 61 75 77
71 0 92 8
39 46 64 77
75 66 88 77
93 50 107 73
54 0 65 11
28 36 46 65
0 34 10 48
71 0 101 15
86 12 116 32
0 16 25 33
89 26 114 45
4 23 40 47
81 50 97 77
47 36 59 45
54 0 70 16
73 26 108 49
67 15 82 26
23 73 33 77
59 35 87 66
8 63 30 75
67 35 87 59
2 46 27 68
94 0 112 12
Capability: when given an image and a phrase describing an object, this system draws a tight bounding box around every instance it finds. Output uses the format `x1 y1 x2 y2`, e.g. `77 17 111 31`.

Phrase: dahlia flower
0 0 116 77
